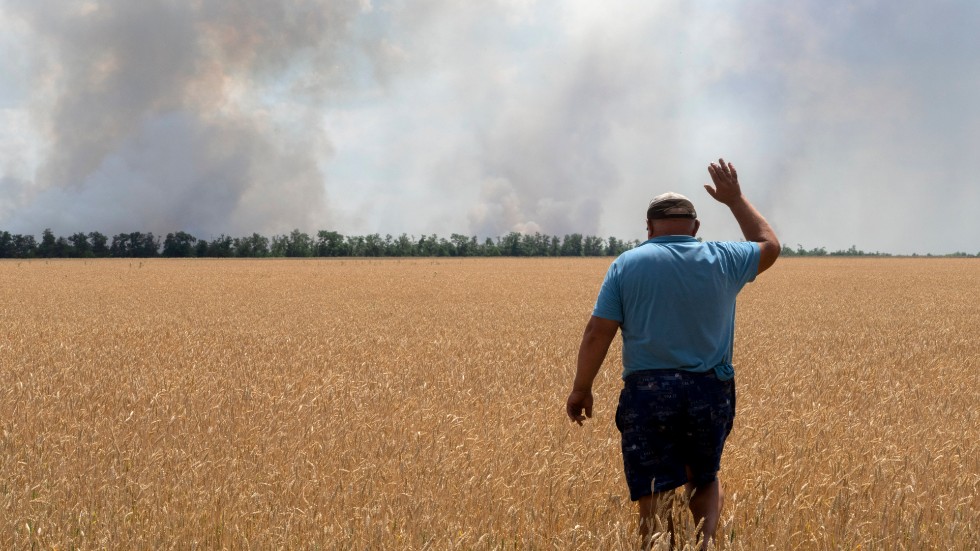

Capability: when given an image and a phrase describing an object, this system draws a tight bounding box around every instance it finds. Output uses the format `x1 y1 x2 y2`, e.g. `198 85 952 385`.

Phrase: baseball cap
647 192 697 220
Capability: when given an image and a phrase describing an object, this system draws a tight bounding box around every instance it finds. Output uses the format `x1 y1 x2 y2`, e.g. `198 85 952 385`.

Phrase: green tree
497 232 521 256
519 233 537 256
69 233 92 257
14 234 37 257
0 231 12 258
481 237 499 256
450 233 475 257
388 233 414 257
38 228 57 258
344 235 365 256
88 232 109 257
206 235 234 257
560 234 584 256
162 232 198 257
109 234 129 257
234 233 270 257
549 235 560 256
605 237 621 256
110 232 157 257
194 239 209 257
416 234 439 256
268 235 285 257
830 245 862 256
583 235 605 256
138 233 160 257
524 233 552 256
315 231 347 256
363 233 384 257
285 230 313 257
55 236 72 257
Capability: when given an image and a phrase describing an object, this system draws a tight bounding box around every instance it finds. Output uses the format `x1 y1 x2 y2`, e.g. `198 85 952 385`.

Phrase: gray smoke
1 0 369 237
3 0 979 253
466 53 623 238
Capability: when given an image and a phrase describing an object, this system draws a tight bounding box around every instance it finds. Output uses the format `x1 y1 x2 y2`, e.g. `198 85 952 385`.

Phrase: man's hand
704 156 781 273
567 316 619 426
704 158 742 205
566 389 594 426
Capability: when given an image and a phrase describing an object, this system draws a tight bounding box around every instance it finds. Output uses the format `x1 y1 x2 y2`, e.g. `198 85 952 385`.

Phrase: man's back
593 235 760 379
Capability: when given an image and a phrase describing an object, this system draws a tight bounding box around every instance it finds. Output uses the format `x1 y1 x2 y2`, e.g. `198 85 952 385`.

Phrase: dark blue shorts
615 370 736 500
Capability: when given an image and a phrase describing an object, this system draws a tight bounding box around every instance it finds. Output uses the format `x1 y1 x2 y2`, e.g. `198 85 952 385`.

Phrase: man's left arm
566 316 621 425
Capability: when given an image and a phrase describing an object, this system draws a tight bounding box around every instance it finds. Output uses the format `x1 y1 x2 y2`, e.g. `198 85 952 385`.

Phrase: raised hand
705 158 742 205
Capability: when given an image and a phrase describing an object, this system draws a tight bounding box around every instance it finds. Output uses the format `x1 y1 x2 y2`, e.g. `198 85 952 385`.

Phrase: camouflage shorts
615 370 736 500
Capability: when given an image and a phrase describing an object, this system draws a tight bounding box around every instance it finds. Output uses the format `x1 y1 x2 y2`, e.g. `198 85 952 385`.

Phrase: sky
1 0 978 255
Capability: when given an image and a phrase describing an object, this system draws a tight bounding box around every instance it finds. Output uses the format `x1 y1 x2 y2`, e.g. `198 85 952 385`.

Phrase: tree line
2 229 975 259
781 244 979 257
0 229 642 258
781 244 893 257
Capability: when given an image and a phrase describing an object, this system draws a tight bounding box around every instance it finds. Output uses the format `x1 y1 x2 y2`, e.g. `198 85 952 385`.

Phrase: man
566 158 780 548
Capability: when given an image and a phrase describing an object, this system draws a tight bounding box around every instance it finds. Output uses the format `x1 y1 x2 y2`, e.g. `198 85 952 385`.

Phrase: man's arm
705 158 780 273
566 315 621 425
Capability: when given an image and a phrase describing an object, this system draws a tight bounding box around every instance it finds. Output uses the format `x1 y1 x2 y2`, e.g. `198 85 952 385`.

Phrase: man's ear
646 219 654 238
691 219 701 237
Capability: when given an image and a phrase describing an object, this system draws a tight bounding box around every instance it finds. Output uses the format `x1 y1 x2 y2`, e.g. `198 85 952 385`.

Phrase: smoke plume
2 0 370 237
2 0 979 253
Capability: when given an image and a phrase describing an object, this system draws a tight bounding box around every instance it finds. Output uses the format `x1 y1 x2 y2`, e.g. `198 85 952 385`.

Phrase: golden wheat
1 257 977 549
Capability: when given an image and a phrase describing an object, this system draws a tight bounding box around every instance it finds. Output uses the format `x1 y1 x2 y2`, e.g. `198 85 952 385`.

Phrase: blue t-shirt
592 235 760 380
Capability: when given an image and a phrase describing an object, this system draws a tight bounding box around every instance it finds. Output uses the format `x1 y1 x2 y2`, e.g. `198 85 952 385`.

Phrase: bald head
647 217 700 239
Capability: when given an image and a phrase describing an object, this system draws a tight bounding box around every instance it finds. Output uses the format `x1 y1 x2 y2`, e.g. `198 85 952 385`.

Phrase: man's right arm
705 158 780 274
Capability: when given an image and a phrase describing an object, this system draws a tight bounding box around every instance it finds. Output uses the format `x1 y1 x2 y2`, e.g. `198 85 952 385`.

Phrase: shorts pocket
614 388 627 433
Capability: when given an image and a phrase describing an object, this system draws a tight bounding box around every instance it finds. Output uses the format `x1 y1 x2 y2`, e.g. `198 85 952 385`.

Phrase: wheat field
1 257 977 549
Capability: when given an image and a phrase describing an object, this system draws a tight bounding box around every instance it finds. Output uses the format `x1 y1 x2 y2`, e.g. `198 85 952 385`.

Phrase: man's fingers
707 164 721 184
715 158 735 180
708 166 729 190
710 161 736 191
566 390 592 425
567 402 590 425
718 158 729 175
704 184 717 198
